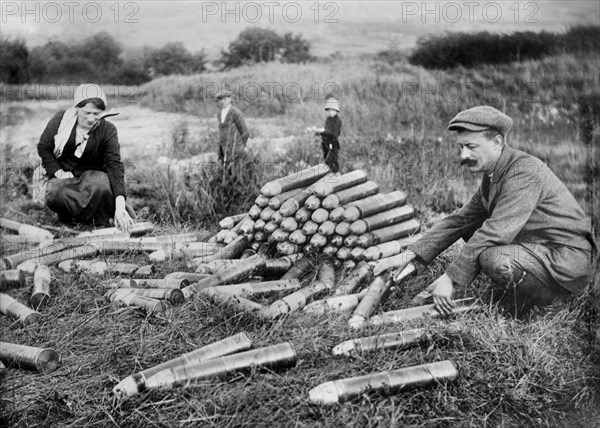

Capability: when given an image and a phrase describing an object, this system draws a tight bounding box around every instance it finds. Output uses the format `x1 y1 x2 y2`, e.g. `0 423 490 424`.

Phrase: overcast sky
2 1 598 58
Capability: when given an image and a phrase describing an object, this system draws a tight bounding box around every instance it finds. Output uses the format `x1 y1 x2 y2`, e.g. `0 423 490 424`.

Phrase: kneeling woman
36 84 134 232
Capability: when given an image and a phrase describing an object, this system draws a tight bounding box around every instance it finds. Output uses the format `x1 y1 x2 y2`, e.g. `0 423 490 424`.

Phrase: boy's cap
448 105 513 136
324 98 340 112
215 89 233 99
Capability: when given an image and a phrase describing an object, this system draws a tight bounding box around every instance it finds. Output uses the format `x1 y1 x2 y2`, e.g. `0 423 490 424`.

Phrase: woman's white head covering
53 84 107 158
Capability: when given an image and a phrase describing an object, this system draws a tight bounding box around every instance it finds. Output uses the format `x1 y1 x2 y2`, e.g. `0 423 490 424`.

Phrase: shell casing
294 207 312 223
350 205 415 235
0 269 26 290
372 253 419 276
0 293 41 326
311 208 330 224
318 221 336 236
260 163 330 197
124 288 185 305
349 272 393 326
0 341 60 374
301 221 319 235
264 281 329 318
194 259 246 274
263 258 295 277
255 194 270 208
369 298 479 326
191 235 250 266
163 272 209 282
280 256 313 280
3 242 72 269
343 235 359 248
317 256 336 288
200 288 265 314
280 218 299 233
240 249 257 259
248 205 262 220
362 234 422 261
342 191 408 223
0 218 54 241
76 221 154 238
328 207 346 222
335 261 373 295
322 181 380 210
105 291 168 312
113 332 253 398
268 186 306 210
31 265 51 309
178 243 221 258
308 360 458 404
335 222 351 236
357 219 421 248
145 342 296 390
305 195 322 210
329 235 344 247
288 230 307 245
336 247 352 260
132 278 190 289
205 279 301 296
219 213 248 230
260 207 276 222
311 170 368 198
303 292 364 314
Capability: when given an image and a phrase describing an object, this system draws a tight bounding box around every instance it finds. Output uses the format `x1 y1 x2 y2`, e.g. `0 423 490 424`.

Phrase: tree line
0 28 313 84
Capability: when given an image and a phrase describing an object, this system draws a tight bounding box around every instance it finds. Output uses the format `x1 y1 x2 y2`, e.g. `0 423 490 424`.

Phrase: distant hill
2 1 598 59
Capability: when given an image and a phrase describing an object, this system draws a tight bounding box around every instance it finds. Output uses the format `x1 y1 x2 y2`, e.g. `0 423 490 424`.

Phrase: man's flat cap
448 105 513 136
215 89 233 99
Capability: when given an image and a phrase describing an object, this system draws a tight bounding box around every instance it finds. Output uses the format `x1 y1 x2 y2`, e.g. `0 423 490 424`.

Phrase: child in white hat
315 97 342 173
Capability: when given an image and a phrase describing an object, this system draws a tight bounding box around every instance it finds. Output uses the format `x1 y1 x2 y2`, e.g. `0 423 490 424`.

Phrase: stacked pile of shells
211 164 421 267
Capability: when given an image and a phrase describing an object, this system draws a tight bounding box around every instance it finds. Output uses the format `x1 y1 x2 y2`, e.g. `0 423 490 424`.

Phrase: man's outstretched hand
430 273 455 315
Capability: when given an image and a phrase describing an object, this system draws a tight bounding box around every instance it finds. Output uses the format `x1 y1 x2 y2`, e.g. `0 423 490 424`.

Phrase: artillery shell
309 234 327 249
0 218 54 241
263 257 297 277
144 343 297 390
289 230 307 245
279 173 335 217
0 269 26 290
133 278 190 289
270 210 283 225
191 235 250 266
311 170 368 198
308 360 458 404
260 164 330 197
280 218 298 233
301 221 319 235
280 255 313 280
101 278 136 288
105 291 168 312
254 231 267 242
263 221 278 235
317 255 336 289
259 207 276 222
248 205 262 220
16 260 38 275
124 288 185 305
318 221 336 236
350 205 415 235
3 242 71 269
357 219 421 248
271 229 290 243
163 272 210 282
0 293 41 326
343 191 408 222
372 252 420 276
199 289 265 314
218 213 248 229
335 261 372 295
240 249 256 259
268 186 306 210
328 207 346 222
322 245 338 256
262 281 329 318
253 219 266 231
135 265 156 276
329 235 344 247
321 181 379 210
31 265 51 309
238 219 256 235
348 272 394 329
255 194 270 208
294 207 312 223
303 291 365 314
0 342 60 374
113 332 253 398
336 247 352 260
311 208 330 224
76 221 154 238
369 297 479 326
349 247 365 261
206 279 301 296
343 235 359 247
195 259 247 275
335 222 351 236
362 234 422 261
305 195 322 210
185 257 266 297
276 242 298 256
222 230 238 244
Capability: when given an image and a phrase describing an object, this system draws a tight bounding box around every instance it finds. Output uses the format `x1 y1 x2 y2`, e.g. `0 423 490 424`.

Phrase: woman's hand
114 195 134 233
54 169 74 179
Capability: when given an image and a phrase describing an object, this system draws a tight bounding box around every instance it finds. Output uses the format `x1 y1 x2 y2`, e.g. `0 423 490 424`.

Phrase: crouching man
395 106 596 318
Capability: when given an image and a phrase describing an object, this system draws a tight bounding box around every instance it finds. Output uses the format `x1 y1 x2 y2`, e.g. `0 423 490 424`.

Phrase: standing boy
316 97 342 173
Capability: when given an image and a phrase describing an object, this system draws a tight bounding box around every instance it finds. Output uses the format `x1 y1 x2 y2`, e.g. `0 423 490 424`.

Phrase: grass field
1 53 599 427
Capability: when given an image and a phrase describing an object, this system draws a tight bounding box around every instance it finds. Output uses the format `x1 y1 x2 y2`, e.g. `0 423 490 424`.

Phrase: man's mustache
460 159 477 166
